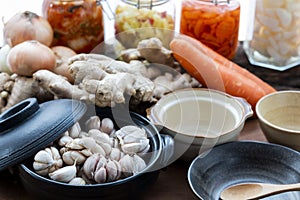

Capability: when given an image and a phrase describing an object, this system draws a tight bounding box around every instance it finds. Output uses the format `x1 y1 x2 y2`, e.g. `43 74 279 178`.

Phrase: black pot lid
0 98 87 171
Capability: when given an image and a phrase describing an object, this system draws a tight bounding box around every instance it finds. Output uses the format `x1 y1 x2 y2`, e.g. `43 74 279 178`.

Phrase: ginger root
69 53 161 79
0 72 53 113
137 37 174 67
153 73 201 99
32 62 155 107
1 37 201 111
33 70 93 102
69 59 155 106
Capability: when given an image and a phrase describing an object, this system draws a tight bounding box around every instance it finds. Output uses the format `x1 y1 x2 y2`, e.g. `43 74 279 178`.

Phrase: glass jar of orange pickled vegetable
42 0 104 53
103 0 179 48
180 0 240 59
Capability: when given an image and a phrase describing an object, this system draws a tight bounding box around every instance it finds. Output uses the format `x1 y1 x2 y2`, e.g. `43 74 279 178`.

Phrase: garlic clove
99 142 112 155
121 142 144 154
49 147 63 166
106 159 119 182
123 134 141 143
66 138 84 150
100 118 114 134
58 135 73 147
119 154 134 177
49 164 77 183
35 168 50 176
62 151 86 165
119 126 147 138
109 148 122 161
78 131 89 138
91 144 106 156
132 154 147 174
83 154 100 180
85 116 101 131
80 149 93 157
69 177 86 185
88 129 111 144
68 122 81 138
33 162 50 171
95 155 107 171
94 167 107 183
78 137 97 149
113 160 122 180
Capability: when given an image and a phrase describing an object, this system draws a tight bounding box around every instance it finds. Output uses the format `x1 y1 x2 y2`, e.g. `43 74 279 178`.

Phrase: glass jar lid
121 0 170 9
200 0 231 5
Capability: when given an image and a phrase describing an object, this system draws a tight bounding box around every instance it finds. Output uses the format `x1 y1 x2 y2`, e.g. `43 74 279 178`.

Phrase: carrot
176 34 276 94
169 37 275 112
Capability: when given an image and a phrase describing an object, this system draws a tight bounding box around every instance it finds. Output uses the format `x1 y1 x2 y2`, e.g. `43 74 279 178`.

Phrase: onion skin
7 40 56 76
4 11 53 47
51 46 77 83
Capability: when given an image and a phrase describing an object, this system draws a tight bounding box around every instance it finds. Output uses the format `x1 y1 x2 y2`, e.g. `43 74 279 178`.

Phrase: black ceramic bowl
188 141 300 200
18 106 173 200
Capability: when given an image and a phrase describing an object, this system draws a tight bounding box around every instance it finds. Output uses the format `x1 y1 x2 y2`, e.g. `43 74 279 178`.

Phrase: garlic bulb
116 126 150 155
33 147 63 176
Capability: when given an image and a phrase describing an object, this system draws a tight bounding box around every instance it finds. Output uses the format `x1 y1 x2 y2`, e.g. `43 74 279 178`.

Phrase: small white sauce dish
147 88 253 162
256 90 300 151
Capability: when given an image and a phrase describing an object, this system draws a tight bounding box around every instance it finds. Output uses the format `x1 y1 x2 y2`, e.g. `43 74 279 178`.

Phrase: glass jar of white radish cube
243 0 300 71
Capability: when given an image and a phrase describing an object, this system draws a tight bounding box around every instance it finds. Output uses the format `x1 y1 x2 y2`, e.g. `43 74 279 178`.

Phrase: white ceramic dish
256 90 300 151
147 88 253 162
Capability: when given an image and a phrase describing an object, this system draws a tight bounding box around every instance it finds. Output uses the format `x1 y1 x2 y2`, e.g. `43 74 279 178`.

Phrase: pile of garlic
250 0 300 66
32 115 149 185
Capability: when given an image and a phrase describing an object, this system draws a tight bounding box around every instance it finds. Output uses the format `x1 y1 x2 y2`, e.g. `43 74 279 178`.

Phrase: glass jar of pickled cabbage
243 0 300 71
103 0 179 48
42 0 104 53
180 0 240 60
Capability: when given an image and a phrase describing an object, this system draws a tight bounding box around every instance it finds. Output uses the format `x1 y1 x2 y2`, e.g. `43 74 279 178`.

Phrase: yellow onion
51 46 77 83
7 40 56 76
3 11 53 47
0 45 12 74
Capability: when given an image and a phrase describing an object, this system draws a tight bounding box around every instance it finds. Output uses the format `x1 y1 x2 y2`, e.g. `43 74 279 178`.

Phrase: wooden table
0 43 299 200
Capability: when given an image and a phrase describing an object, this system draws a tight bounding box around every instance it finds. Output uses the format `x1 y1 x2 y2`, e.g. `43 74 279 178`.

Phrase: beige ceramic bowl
256 90 300 151
147 88 253 162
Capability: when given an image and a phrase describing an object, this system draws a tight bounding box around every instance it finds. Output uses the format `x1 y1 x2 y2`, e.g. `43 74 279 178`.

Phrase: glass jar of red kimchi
42 0 104 53
180 0 240 59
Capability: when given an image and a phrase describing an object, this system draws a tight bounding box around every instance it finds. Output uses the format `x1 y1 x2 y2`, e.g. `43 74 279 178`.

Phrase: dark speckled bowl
188 141 300 200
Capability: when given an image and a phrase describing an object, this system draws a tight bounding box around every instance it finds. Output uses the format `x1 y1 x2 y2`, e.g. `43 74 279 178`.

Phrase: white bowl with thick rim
256 90 300 151
147 88 253 162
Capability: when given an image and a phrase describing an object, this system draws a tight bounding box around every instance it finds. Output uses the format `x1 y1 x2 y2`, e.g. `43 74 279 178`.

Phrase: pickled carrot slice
180 0 240 59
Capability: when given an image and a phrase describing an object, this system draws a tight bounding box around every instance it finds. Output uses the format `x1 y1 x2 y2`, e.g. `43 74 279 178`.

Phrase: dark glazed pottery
0 98 87 171
18 106 174 200
188 141 300 200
